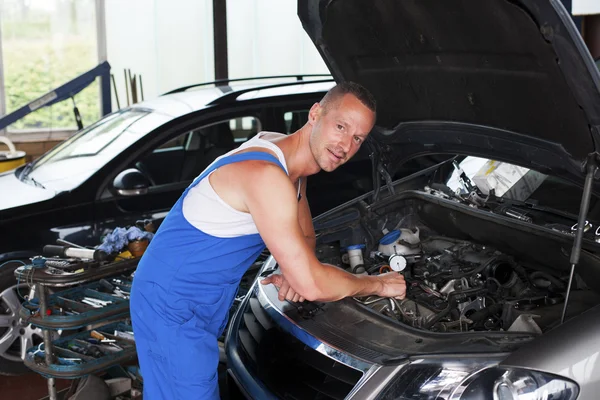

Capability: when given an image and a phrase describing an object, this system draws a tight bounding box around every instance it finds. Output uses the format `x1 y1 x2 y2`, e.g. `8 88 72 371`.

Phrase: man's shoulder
255 131 287 142
233 158 295 200
219 154 287 179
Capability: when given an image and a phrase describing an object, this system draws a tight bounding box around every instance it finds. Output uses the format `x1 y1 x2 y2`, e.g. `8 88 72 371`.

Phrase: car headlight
378 361 579 400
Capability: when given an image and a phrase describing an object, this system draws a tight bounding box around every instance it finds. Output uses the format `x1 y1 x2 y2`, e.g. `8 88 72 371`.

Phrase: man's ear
307 102 322 126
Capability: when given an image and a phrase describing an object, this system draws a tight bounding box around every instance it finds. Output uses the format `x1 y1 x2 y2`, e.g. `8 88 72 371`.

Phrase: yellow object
0 136 26 173
0 154 26 172
117 250 134 260
91 330 106 340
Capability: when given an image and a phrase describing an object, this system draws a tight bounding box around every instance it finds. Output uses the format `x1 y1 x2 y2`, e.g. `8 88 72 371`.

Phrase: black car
225 1 600 399
0 76 383 375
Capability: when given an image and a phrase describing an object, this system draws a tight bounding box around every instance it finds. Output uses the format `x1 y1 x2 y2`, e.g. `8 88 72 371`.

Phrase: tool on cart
114 330 134 341
91 330 107 341
43 245 111 262
81 297 112 308
68 342 104 358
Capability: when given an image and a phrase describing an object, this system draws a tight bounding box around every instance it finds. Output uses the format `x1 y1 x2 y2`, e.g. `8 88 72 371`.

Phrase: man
130 81 407 399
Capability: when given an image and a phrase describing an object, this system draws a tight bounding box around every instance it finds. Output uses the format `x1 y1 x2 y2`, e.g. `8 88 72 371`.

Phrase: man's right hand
261 273 305 303
376 272 407 299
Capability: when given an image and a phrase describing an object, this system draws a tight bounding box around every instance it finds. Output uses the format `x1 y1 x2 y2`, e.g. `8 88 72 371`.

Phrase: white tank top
182 131 297 238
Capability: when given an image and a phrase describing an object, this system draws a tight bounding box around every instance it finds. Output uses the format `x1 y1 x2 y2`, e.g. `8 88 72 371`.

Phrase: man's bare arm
241 163 405 302
297 177 316 250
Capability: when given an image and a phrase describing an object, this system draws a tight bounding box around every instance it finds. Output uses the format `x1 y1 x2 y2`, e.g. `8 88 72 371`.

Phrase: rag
97 226 154 254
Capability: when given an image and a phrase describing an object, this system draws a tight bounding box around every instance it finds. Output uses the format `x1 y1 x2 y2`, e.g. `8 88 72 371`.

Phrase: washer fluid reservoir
378 228 420 257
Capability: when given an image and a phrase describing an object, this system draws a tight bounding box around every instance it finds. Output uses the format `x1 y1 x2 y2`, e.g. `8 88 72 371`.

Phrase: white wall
105 0 214 106
105 0 328 107
573 0 600 16
227 0 329 79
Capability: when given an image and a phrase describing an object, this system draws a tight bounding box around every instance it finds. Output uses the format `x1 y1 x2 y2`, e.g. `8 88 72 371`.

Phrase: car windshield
23 108 170 192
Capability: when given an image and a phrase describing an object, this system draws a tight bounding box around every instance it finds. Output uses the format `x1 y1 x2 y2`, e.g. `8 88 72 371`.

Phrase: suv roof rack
207 78 335 106
163 74 333 95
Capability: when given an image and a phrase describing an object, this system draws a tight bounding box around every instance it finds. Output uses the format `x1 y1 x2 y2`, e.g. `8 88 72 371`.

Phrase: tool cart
14 233 151 400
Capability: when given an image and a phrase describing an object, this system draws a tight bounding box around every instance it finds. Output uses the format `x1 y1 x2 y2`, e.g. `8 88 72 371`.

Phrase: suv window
137 116 261 186
230 117 260 143
284 110 309 134
157 135 187 150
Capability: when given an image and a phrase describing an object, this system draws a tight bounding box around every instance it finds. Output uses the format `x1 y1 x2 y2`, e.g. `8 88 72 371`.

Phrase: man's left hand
261 274 305 303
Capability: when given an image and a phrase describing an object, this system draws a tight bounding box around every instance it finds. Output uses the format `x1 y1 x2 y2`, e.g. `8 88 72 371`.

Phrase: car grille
236 295 364 400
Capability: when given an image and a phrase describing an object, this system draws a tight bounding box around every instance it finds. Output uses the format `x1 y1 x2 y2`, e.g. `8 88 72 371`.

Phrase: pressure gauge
389 254 407 272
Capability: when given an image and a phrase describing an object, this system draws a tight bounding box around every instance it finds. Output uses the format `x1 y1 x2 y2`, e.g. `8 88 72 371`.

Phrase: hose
366 263 389 275
529 271 566 290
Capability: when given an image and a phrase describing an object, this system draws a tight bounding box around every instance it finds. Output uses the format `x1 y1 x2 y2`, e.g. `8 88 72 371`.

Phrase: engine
337 233 569 334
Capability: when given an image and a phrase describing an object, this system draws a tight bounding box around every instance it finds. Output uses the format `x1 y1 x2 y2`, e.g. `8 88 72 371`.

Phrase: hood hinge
562 153 599 324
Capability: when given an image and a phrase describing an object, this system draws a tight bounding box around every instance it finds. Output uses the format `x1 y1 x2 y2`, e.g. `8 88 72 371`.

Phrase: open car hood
298 0 600 179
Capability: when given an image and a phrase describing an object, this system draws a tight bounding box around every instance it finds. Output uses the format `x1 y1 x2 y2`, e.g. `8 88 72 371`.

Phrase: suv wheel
0 261 44 375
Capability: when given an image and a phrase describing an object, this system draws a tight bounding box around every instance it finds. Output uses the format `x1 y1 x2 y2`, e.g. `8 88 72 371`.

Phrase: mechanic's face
308 94 375 172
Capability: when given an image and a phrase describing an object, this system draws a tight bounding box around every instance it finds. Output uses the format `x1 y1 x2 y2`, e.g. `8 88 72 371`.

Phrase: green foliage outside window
2 1 99 131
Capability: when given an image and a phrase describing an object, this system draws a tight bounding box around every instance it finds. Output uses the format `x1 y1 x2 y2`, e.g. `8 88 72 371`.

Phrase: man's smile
327 148 344 162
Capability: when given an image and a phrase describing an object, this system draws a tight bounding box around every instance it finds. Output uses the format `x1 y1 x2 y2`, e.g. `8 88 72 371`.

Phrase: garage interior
0 0 600 399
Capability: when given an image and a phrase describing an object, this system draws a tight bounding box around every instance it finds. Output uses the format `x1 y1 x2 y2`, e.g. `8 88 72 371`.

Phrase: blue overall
130 151 287 399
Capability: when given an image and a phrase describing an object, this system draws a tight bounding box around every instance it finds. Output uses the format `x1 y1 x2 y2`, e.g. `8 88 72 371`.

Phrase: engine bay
313 191 600 335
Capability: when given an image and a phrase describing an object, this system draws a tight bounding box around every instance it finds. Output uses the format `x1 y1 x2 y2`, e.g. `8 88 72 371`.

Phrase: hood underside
299 0 600 174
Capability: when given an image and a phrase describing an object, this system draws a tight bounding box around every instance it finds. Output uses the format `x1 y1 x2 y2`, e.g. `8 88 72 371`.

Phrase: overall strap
192 151 287 188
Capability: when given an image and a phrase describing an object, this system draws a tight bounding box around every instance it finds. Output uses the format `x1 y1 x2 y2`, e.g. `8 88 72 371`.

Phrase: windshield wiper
28 176 46 189
19 162 33 180
18 162 46 189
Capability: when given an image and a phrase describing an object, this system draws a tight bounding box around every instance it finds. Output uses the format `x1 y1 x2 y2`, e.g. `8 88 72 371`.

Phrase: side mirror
112 168 150 196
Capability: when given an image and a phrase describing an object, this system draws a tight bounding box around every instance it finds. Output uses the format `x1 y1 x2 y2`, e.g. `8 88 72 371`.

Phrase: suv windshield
23 108 168 192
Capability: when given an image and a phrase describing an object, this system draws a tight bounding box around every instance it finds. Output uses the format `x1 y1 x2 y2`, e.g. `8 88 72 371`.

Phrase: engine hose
514 265 533 286
529 271 566 290
366 263 389 274
486 277 503 294
423 287 488 329
423 303 452 329
351 264 367 274
379 265 392 274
